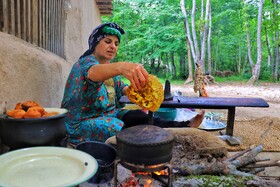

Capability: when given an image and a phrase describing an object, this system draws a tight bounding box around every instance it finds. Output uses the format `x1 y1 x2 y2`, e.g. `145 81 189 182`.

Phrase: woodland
102 0 280 84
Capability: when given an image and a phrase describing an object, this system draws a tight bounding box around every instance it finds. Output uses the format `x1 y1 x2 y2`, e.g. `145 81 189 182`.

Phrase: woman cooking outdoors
61 22 205 144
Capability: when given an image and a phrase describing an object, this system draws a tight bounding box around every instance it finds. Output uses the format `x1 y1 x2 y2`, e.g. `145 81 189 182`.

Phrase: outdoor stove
114 125 175 187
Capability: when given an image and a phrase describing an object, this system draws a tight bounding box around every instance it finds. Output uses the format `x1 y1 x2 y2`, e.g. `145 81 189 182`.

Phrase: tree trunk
264 26 272 68
180 0 196 63
272 0 280 81
171 51 177 78
191 0 200 62
274 29 279 81
245 15 254 71
155 56 161 73
200 0 204 49
179 55 186 78
246 0 264 84
237 44 242 75
207 3 212 74
242 53 248 75
200 0 210 70
250 0 263 84
150 58 155 74
184 40 194 85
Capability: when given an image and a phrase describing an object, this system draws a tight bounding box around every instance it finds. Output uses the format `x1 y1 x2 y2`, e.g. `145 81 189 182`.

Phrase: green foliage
259 65 272 81
215 76 248 83
102 0 279 83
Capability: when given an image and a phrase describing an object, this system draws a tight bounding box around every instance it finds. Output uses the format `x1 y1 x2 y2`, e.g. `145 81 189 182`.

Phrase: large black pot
76 141 116 184
0 108 67 150
116 125 175 165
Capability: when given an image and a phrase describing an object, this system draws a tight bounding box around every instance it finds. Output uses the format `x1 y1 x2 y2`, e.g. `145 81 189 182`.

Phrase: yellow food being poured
126 74 164 112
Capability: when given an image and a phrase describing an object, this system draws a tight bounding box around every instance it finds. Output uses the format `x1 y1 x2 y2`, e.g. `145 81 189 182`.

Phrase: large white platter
198 119 227 131
0 146 98 187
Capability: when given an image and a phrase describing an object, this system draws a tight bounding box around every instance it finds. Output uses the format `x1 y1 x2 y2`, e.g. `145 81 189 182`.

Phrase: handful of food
6 101 59 119
126 74 164 112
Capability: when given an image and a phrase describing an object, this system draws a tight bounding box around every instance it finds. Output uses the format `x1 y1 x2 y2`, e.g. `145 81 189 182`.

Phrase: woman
61 22 204 144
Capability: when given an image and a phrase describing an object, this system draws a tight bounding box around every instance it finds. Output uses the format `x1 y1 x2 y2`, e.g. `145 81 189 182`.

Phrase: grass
175 175 255 187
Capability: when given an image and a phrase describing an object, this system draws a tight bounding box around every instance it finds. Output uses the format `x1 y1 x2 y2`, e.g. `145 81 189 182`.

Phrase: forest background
102 0 279 85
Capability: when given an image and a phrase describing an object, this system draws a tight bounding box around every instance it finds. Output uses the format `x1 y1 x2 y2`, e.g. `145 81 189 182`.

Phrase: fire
119 163 171 187
153 170 167 175
120 174 138 187
144 179 152 187
120 165 169 187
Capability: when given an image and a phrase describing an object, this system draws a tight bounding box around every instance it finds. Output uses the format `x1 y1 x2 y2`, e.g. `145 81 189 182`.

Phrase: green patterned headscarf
80 22 125 59
102 26 122 40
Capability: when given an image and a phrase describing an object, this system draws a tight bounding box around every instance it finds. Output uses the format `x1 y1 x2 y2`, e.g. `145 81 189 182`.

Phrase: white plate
198 119 227 131
0 147 98 187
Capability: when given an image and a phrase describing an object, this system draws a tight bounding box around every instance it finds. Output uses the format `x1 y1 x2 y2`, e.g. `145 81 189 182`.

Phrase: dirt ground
172 82 280 181
172 82 280 120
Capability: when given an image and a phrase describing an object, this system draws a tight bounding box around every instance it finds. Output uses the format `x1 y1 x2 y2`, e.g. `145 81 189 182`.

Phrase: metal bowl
154 108 177 121
0 108 67 150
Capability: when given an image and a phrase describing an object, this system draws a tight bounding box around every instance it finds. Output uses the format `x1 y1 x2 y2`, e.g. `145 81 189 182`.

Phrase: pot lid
117 125 174 146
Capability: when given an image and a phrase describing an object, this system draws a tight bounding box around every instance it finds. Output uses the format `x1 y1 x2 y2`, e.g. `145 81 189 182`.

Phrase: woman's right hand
120 62 149 91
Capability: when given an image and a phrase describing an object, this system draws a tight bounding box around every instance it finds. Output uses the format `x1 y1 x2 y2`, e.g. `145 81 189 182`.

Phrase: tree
272 0 279 81
180 0 211 84
245 0 264 84
207 4 212 74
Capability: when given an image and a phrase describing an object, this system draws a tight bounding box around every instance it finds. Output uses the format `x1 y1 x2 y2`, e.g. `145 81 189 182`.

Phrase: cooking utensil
164 80 173 100
174 91 182 103
0 108 67 150
116 125 175 165
76 141 116 184
0 146 98 187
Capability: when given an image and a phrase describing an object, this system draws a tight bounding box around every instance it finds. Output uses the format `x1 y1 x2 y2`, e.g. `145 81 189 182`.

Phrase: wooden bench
119 96 269 145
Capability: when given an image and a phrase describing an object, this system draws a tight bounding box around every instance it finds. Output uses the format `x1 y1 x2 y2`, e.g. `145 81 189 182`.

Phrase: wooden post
226 107 236 136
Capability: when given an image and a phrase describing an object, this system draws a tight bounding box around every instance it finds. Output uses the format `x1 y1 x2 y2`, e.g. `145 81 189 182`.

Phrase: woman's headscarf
79 22 125 59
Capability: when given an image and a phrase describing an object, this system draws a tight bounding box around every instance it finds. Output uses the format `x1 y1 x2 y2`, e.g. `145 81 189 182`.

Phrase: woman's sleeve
115 76 128 108
82 56 103 87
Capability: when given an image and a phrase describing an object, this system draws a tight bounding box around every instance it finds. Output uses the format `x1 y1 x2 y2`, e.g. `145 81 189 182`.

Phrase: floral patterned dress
61 55 128 144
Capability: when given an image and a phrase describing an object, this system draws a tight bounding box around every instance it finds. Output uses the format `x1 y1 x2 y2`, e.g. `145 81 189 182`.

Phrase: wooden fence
0 0 66 58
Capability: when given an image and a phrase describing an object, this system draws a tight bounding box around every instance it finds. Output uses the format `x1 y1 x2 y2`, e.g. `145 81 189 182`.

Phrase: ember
114 160 172 187
120 174 138 187
120 173 164 187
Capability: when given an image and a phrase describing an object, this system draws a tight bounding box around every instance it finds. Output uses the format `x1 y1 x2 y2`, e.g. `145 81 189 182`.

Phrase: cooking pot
76 141 116 184
116 125 175 165
0 108 67 150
